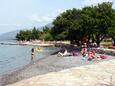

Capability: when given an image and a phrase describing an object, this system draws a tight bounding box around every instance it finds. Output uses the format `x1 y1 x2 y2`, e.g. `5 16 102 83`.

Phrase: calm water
0 44 59 75
0 40 114 75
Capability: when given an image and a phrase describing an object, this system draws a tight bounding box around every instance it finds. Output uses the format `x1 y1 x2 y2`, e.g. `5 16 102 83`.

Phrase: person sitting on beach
57 49 71 57
87 50 100 61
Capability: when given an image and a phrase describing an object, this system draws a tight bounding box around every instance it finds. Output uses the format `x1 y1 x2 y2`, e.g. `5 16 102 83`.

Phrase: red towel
100 55 107 59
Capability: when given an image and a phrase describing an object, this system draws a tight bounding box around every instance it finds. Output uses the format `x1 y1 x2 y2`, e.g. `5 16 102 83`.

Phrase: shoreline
0 42 55 47
0 55 53 86
0 40 70 47
0 44 115 86
7 59 115 86
1 53 115 86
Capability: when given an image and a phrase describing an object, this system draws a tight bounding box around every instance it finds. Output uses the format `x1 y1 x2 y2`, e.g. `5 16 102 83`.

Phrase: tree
92 2 114 46
16 27 41 41
16 2 115 46
80 2 114 46
109 27 115 45
39 26 53 41
52 8 84 45
31 27 40 40
108 9 115 46
16 30 31 41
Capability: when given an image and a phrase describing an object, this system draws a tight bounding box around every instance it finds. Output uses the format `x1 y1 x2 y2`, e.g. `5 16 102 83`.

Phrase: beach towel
100 55 108 59
72 52 79 56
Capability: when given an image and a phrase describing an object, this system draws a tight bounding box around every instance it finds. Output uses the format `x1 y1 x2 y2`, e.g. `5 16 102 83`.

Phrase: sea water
0 43 59 75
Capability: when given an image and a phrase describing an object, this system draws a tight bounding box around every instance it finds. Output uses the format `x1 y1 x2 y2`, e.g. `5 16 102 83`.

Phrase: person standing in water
31 48 35 61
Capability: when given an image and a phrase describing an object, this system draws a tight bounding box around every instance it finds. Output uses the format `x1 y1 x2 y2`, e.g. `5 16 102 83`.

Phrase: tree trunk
87 35 91 44
111 36 115 46
95 34 100 47
70 40 80 46
95 34 105 47
112 38 115 46
91 34 95 43
70 40 76 44
96 41 100 47
75 40 80 46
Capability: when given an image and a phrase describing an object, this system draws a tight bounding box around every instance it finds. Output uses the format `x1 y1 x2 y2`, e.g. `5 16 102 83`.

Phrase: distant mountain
0 23 53 41
44 23 54 28
38 23 54 30
0 30 19 41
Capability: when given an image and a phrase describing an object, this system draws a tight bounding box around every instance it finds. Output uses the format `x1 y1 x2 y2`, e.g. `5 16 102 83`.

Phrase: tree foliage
16 2 115 46
16 26 53 41
51 2 115 46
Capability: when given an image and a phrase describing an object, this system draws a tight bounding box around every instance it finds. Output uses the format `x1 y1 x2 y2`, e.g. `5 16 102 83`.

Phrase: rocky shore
7 58 115 86
0 45 115 86
0 52 114 86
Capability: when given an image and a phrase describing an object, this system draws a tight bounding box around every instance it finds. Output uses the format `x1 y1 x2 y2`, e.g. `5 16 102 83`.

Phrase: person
57 49 71 57
87 51 93 61
31 48 35 61
87 50 99 61
81 43 88 57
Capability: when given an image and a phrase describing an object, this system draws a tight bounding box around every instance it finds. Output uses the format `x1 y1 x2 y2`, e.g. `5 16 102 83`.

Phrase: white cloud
0 23 21 27
29 15 54 23
56 9 66 14
50 9 66 18
29 9 66 23
82 0 113 7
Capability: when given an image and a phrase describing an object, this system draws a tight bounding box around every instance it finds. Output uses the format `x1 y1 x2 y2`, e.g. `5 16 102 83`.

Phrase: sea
0 40 59 75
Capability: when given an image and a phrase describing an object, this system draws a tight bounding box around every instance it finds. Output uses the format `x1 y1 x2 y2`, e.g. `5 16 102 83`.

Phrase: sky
0 0 115 34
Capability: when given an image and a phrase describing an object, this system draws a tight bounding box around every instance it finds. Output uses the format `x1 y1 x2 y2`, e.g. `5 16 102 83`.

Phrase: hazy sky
0 0 115 34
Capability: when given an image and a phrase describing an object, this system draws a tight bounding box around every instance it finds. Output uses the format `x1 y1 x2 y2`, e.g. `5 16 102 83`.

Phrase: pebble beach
0 51 115 86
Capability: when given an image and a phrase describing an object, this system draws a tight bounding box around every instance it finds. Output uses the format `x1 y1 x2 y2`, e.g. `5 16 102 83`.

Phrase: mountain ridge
0 23 53 41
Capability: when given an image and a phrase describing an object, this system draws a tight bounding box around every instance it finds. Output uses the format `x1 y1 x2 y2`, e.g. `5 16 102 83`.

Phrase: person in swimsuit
87 50 98 61
81 43 88 57
31 48 35 61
